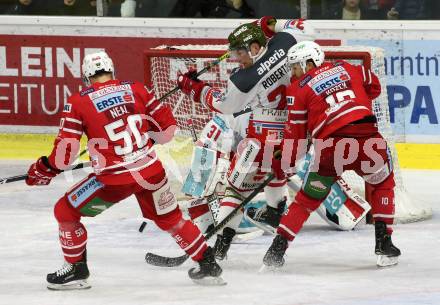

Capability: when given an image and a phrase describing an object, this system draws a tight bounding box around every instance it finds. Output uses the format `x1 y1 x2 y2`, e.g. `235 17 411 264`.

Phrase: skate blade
243 210 276 235
258 264 281 274
376 255 399 267
191 276 227 286
233 230 264 243
47 280 91 290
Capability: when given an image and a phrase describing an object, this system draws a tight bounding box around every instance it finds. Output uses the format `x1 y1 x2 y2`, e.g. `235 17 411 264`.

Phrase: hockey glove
26 156 62 186
253 16 277 39
177 70 207 103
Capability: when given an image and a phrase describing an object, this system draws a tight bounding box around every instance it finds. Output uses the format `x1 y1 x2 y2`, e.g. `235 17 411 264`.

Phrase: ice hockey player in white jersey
177 18 370 260
177 18 314 260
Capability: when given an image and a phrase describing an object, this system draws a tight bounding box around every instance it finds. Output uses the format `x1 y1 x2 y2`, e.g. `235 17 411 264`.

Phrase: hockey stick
157 52 230 102
187 113 263 240
156 50 252 119
133 50 228 233
149 49 229 226
0 148 89 185
139 117 204 233
145 173 275 267
0 161 91 185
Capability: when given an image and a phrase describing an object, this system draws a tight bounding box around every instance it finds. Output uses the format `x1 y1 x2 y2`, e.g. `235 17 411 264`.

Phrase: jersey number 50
104 114 148 155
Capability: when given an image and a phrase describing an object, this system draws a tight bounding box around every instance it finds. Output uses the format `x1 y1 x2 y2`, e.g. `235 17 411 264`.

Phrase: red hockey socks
277 190 322 241
58 222 87 263
170 219 208 262
54 198 87 263
367 173 396 235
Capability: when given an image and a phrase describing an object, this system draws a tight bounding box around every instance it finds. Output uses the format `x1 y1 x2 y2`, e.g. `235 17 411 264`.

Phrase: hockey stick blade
145 252 189 267
144 174 275 267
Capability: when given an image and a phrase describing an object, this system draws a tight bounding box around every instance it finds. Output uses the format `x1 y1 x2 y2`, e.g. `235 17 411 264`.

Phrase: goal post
143 44 432 224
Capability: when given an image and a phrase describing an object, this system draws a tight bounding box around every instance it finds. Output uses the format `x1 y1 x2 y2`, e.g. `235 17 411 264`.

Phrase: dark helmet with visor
228 23 267 52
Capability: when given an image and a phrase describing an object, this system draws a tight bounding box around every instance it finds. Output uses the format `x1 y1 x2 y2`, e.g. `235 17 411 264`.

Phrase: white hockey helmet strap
287 41 325 73
250 46 266 64
82 51 115 86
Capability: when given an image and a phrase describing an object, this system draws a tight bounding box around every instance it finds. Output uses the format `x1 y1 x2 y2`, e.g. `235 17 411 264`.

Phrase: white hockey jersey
199 19 315 147
200 19 315 116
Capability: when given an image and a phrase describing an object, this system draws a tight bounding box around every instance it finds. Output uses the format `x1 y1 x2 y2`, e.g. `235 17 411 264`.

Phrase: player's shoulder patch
333 61 344 67
299 74 312 87
80 87 95 96
63 103 72 113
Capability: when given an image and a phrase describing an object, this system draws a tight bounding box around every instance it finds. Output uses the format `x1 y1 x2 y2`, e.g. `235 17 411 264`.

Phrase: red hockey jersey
47 79 176 185
283 60 381 164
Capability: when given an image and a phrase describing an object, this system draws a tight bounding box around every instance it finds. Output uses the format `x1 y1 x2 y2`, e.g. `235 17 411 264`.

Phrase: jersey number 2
267 85 286 105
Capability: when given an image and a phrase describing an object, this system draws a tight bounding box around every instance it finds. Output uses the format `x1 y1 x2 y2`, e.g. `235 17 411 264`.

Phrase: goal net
144 44 432 224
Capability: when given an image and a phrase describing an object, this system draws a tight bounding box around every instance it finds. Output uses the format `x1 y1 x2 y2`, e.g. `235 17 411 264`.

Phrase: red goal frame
143 48 372 87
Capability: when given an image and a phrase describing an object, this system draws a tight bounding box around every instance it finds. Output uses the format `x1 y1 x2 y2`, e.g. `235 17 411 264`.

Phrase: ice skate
188 247 226 286
47 254 90 290
213 227 236 260
260 234 288 272
245 200 286 234
375 222 401 267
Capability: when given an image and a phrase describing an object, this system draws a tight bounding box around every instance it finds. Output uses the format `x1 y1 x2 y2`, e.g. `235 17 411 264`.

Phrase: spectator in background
224 0 255 17
325 0 367 20
247 0 300 19
363 0 395 19
61 0 96 16
5 0 96 15
6 0 50 14
0 0 17 14
168 0 254 18
342 0 363 19
387 0 429 19
120 0 136 17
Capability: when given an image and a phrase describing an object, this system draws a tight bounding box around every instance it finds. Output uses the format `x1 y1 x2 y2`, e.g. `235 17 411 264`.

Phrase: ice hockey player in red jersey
264 41 401 269
25 51 224 289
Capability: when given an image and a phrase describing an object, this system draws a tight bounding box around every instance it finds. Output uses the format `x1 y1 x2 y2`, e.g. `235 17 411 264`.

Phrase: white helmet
287 41 325 73
82 51 115 86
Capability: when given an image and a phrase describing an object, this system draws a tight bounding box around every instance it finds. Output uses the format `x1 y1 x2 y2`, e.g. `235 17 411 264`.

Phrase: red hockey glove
253 16 277 39
177 70 207 103
26 156 62 186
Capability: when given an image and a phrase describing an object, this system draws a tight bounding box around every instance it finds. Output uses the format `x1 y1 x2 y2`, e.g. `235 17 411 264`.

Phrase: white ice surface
0 160 439 305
